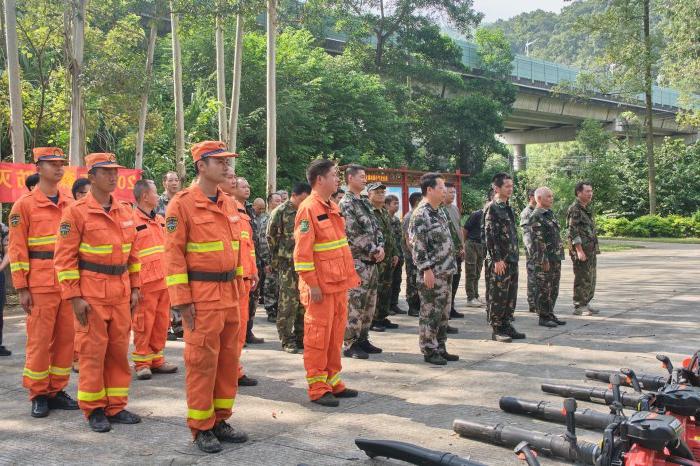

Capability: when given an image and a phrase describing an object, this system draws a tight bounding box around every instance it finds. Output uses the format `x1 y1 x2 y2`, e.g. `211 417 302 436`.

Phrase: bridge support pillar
512 144 527 171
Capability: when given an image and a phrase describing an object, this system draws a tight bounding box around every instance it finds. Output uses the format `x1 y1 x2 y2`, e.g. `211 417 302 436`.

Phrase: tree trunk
643 0 657 214
170 1 186 181
215 8 228 143
68 0 86 166
266 0 277 196
4 0 25 162
135 20 158 170
227 12 243 167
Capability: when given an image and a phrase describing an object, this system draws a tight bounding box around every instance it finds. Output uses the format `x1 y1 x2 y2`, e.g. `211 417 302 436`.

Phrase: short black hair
420 173 443 196
71 178 91 198
345 164 365 178
162 171 179 182
492 172 512 188
267 192 280 203
527 188 536 198
25 173 40 190
306 159 336 187
293 182 312 196
409 192 423 208
384 194 399 205
575 181 592 196
445 181 455 189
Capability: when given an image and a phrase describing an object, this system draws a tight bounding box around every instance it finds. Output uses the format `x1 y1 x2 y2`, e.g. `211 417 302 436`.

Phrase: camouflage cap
366 182 386 192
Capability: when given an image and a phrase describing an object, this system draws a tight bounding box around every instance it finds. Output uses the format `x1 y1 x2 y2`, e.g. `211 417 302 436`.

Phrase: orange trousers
184 283 240 435
236 280 251 378
300 288 348 400
75 301 132 417
132 285 170 370
22 292 74 400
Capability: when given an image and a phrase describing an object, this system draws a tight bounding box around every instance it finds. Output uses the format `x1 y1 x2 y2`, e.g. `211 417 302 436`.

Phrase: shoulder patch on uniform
317 213 329 221
166 216 178 233
59 222 71 237
9 213 20 227
300 219 310 233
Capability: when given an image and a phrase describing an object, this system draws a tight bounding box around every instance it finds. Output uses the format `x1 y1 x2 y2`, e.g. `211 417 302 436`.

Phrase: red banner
0 163 142 203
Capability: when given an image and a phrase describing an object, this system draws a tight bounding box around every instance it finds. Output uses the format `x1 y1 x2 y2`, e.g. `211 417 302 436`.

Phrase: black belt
79 260 127 276
188 269 236 282
29 251 54 260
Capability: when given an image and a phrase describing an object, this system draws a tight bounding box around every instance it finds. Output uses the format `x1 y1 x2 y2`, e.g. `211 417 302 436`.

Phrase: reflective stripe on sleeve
313 238 349 252
294 262 315 272
28 235 56 247
57 270 80 282
166 274 188 286
10 262 30 272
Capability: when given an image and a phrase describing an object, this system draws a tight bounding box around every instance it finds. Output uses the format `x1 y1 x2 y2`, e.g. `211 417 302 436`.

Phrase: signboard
0 162 142 203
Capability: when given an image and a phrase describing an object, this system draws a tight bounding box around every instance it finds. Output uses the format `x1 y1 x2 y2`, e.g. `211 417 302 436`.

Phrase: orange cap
85 153 124 171
33 147 67 164
191 140 238 162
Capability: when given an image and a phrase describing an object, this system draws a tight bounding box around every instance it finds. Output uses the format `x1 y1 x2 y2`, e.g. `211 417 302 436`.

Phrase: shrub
598 214 700 238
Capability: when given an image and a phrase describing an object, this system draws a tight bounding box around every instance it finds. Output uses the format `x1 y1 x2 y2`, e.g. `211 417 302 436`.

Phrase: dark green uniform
520 204 537 313
372 205 397 324
529 208 564 320
402 211 420 313
389 215 404 310
566 201 600 310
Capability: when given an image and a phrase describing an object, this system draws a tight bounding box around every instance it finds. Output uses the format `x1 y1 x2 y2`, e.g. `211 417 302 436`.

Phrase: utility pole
4 0 24 162
170 1 186 180
266 0 277 196
68 0 86 166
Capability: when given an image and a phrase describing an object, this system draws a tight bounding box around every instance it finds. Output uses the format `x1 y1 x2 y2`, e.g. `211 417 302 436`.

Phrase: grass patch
601 236 700 244
598 242 644 253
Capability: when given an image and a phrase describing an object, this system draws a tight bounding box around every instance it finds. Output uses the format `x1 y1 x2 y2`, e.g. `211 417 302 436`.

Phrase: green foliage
597 214 700 238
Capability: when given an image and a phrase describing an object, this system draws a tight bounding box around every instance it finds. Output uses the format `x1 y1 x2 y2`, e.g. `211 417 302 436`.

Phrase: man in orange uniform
9 147 78 418
131 179 178 380
164 141 248 454
54 153 142 433
293 159 361 407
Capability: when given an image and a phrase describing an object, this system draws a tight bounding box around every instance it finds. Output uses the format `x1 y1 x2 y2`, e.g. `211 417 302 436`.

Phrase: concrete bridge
324 37 699 170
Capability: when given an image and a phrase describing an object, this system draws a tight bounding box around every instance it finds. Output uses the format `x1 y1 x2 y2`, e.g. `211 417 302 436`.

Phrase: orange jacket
293 191 360 293
164 185 242 309
233 199 257 280
54 192 141 303
133 208 166 290
8 188 73 293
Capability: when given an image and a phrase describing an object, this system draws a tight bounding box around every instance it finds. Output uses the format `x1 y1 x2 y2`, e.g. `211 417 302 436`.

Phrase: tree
135 12 159 169
66 0 86 165
4 0 25 162
169 0 185 179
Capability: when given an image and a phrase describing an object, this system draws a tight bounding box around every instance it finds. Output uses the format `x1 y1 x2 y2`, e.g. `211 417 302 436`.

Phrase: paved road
0 242 698 465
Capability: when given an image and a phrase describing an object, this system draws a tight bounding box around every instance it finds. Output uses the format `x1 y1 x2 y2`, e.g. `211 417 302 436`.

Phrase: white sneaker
572 306 593 316
466 299 482 307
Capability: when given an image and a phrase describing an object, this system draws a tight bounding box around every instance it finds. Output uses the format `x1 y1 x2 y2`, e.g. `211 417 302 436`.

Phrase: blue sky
474 0 568 22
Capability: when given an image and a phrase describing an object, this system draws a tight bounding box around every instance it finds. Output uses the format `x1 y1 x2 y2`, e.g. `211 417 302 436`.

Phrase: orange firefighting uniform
164 185 242 435
131 208 170 370
293 191 360 400
9 187 74 400
234 200 257 378
54 192 141 417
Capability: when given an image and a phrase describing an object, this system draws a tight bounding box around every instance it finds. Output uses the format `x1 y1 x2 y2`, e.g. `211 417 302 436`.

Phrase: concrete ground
0 241 698 465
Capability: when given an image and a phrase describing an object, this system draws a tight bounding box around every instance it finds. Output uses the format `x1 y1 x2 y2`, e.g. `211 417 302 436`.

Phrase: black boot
438 349 459 361
238 375 258 386
407 307 420 317
107 409 142 424
538 318 558 328
343 343 369 359
381 318 398 329
311 392 339 407
449 309 464 318
505 325 526 339
491 327 512 343
194 429 223 453
47 391 79 410
31 396 49 418
212 421 248 443
88 408 111 433
552 315 567 325
358 339 382 354
423 352 447 366
446 325 458 334
334 388 359 398
369 321 386 332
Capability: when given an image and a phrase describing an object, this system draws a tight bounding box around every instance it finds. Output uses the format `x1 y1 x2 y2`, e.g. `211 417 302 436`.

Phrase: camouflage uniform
267 200 305 349
441 204 464 312
389 215 404 310
339 192 384 347
372 205 398 324
520 204 537 313
529 208 565 320
402 211 420 312
257 212 279 318
566 201 600 309
408 202 457 355
484 198 519 330
155 192 173 217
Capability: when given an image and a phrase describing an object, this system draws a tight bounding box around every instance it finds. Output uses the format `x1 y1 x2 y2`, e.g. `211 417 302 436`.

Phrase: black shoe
407 308 419 317
246 334 265 344
107 409 141 424
311 392 339 407
369 322 386 332
296 341 304 350
552 316 567 325
266 314 276 323
391 305 407 315
238 375 258 386
505 326 526 339
282 344 299 354
439 350 460 362
529 308 537 313
88 408 111 433
446 325 458 334
212 421 248 443
166 331 178 341
538 318 558 328
334 388 359 398
47 391 79 410
492 328 512 343
195 429 223 453
449 309 464 319
0 345 11 356
343 343 369 360
358 339 382 354
31 396 49 418
424 352 447 365
381 319 399 329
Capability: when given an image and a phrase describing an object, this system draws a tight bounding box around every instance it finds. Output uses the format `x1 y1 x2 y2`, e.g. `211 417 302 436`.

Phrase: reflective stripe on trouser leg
23 293 74 399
